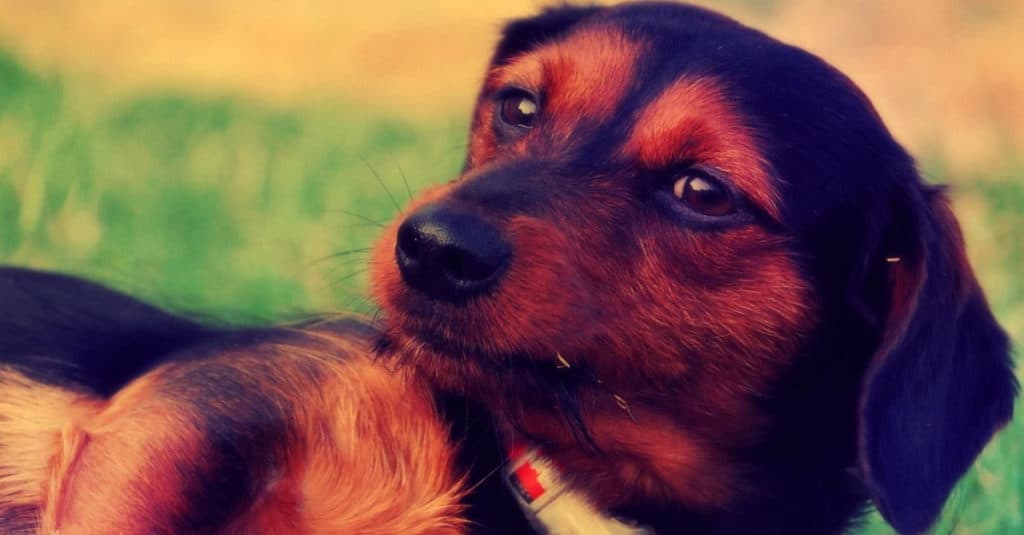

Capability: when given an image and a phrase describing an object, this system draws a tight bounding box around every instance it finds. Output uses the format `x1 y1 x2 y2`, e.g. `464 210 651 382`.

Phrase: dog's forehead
484 4 776 131
484 25 642 138
479 3 913 234
484 18 783 218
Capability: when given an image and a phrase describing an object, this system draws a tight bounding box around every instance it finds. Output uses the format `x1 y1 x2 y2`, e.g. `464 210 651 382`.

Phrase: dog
0 2 1016 535
369 2 1017 534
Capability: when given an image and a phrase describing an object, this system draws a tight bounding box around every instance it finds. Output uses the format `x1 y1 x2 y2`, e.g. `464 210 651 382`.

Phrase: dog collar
504 438 655 535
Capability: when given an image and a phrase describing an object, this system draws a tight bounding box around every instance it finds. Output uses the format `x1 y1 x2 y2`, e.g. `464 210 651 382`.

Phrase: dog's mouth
383 321 556 378
400 328 608 447
416 333 506 366
379 317 595 393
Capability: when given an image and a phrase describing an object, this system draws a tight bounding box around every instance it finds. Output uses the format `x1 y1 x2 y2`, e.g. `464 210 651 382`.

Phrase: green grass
0 49 1021 534
0 49 471 321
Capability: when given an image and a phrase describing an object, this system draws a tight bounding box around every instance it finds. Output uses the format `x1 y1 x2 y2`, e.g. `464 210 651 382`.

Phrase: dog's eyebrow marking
486 26 642 138
623 77 781 220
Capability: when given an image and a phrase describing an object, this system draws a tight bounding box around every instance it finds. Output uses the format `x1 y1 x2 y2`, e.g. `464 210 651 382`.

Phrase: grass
0 48 466 321
0 49 1020 534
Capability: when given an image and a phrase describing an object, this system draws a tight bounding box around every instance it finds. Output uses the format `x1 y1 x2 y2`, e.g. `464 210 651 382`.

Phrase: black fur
858 186 1017 533
0 267 211 396
488 4 603 67
437 395 536 535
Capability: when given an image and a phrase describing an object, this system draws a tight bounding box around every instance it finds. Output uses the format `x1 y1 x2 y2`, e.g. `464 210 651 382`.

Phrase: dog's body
0 269 534 534
0 3 1017 535
0 269 475 534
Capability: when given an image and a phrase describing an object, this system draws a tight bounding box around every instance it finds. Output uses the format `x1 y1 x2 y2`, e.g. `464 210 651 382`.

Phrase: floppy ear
489 4 603 66
858 186 1017 534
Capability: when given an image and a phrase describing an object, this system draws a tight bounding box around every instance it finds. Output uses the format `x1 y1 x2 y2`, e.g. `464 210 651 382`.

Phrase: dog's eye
672 174 735 216
498 92 538 129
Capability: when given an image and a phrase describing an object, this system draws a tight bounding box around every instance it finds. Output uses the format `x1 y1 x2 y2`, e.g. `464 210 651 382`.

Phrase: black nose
395 205 512 302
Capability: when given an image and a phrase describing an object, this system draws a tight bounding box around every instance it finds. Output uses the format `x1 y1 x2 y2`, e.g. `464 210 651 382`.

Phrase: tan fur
2 327 466 534
469 26 642 168
226 330 466 535
622 76 782 219
0 368 101 534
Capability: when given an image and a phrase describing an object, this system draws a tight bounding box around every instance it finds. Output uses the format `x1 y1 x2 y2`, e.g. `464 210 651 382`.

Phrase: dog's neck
430 325 878 534
617 339 874 535
504 439 655 534
492 341 874 534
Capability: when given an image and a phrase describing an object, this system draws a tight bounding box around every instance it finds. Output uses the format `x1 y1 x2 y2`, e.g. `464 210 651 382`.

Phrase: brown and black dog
0 3 1017 535
0 270 473 534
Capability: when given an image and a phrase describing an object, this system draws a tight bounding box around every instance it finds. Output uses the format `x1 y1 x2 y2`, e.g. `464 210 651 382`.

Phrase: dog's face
371 3 1015 533
375 5 815 429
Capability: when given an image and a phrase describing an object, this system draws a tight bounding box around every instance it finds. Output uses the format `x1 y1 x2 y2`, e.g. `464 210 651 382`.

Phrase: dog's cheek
468 214 599 355
709 231 817 367
594 227 816 423
467 105 498 169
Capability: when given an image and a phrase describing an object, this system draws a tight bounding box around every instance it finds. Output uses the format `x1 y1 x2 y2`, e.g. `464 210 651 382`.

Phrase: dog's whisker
307 248 372 266
396 160 414 201
329 268 369 287
328 209 386 228
323 258 373 278
330 221 386 231
463 464 504 496
359 155 403 213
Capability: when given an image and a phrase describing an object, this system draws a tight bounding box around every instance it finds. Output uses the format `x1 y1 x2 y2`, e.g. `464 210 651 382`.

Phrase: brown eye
498 92 538 128
672 174 735 216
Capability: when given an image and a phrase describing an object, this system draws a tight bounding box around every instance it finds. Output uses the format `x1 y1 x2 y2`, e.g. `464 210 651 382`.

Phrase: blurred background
0 1 1020 532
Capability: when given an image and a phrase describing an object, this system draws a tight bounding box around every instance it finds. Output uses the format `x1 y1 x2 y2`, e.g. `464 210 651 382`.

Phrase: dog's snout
395 205 511 302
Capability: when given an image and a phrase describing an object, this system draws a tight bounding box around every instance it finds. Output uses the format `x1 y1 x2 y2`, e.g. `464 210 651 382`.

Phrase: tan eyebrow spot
622 77 781 219
483 26 642 139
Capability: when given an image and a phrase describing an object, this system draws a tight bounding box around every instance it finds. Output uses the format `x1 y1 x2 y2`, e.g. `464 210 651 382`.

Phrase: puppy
370 3 1017 534
0 3 1016 535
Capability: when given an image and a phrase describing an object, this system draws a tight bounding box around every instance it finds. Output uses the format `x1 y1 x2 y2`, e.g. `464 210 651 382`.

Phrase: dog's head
370 3 1016 533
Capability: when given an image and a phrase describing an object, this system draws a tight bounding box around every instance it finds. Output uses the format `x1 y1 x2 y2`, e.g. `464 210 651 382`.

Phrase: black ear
489 4 604 66
857 187 1017 534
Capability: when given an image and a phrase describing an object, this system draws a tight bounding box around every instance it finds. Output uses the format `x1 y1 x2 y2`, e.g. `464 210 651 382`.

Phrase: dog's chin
387 327 510 389
380 322 575 409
